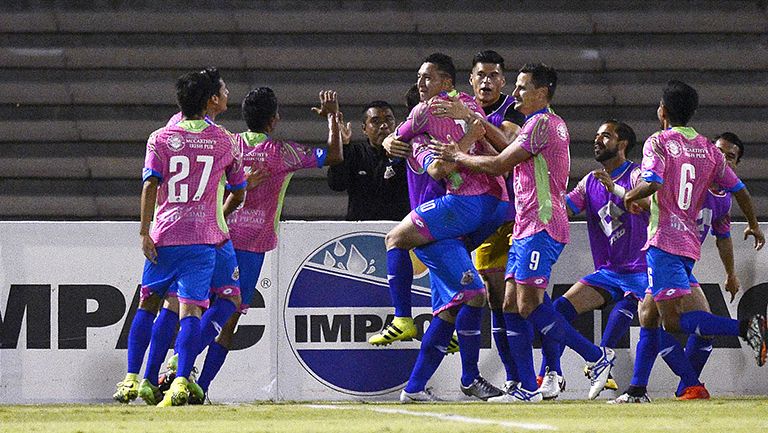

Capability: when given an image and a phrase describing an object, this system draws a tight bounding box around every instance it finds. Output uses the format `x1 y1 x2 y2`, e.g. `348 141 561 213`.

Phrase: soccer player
113 68 243 405
388 53 509 402
165 66 228 126
431 63 615 402
190 87 343 399
614 80 766 403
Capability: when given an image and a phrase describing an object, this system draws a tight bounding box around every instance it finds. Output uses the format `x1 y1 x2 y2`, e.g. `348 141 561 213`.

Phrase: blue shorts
505 230 565 289
580 268 647 302
235 249 266 314
411 194 507 242
413 238 485 315
141 244 216 307
209 240 241 298
646 246 699 301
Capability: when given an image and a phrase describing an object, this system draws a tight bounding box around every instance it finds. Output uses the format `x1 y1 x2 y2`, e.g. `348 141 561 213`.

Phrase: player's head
242 87 279 133
714 131 744 169
470 50 506 107
176 69 222 118
658 80 698 127
594 120 637 163
201 67 229 119
405 84 420 112
362 100 395 147
514 63 557 115
417 52 456 101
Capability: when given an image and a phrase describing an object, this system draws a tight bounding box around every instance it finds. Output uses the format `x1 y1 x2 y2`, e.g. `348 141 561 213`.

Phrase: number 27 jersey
640 126 743 260
143 119 248 247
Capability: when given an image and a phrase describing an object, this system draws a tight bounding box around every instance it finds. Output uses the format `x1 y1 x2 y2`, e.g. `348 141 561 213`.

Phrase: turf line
305 404 557 431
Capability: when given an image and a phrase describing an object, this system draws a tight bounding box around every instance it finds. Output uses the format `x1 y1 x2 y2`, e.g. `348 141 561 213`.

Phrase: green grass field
1 398 767 433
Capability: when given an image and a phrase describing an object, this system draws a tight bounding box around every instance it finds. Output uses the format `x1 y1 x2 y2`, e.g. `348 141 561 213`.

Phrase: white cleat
587 347 616 400
501 380 520 394
400 388 442 403
538 368 566 400
608 392 651 404
487 384 543 403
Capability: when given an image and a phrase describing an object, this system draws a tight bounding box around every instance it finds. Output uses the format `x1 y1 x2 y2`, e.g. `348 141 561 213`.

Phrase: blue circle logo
283 232 432 396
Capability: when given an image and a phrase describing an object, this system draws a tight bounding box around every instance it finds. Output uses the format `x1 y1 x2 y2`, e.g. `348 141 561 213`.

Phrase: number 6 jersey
142 119 248 247
640 126 744 260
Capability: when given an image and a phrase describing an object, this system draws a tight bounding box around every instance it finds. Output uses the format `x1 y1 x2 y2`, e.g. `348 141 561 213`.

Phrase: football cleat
460 376 503 400
677 383 710 400
608 392 651 404
400 388 442 403
488 384 542 403
368 317 417 346
743 314 767 367
446 332 460 354
166 353 179 373
112 374 139 403
187 381 206 405
138 379 163 406
501 380 520 394
157 376 189 407
584 365 618 391
587 347 616 400
538 368 566 400
536 375 544 388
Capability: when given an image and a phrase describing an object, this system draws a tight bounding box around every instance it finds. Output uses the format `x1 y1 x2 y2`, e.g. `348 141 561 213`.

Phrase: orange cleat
536 375 544 388
677 383 710 400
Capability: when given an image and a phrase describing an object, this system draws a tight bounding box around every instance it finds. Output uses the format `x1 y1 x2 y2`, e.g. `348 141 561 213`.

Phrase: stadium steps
0 1 766 220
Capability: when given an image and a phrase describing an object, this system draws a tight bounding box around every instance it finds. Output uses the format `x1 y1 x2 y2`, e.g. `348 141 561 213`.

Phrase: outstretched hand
337 112 352 145
311 90 339 116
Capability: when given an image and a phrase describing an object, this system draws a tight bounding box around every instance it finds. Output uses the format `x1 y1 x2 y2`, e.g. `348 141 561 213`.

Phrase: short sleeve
142 130 164 182
518 114 550 155
225 133 248 191
640 134 665 184
711 211 732 239
565 174 588 214
286 141 325 170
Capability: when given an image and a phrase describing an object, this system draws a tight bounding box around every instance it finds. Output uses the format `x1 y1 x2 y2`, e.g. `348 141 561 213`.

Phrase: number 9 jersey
640 126 744 261
142 119 248 247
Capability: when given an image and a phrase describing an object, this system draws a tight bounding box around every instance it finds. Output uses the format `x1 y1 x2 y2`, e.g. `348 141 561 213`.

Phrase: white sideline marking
305 404 557 431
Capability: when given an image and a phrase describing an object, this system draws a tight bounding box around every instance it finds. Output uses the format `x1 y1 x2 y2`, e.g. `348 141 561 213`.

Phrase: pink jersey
397 90 507 200
226 132 325 253
143 119 247 247
512 108 571 244
641 126 744 260
166 111 213 127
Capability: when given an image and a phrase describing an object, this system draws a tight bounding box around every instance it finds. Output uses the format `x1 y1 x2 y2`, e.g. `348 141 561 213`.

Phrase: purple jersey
483 93 518 222
512 108 571 244
567 161 647 273
641 127 744 260
143 119 248 247
405 134 446 209
697 189 732 244
400 91 507 199
227 132 325 253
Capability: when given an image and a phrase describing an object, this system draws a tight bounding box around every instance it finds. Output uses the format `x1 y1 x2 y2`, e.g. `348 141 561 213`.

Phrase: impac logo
283 232 432 395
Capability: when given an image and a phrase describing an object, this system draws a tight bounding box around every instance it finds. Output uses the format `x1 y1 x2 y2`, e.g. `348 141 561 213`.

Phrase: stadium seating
1 0 766 219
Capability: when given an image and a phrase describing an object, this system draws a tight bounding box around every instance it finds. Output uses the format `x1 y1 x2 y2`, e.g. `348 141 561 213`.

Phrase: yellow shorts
473 221 513 275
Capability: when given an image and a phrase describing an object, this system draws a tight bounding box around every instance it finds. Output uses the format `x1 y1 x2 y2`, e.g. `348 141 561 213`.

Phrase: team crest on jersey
556 123 569 141
284 232 432 395
167 134 185 152
231 266 240 281
667 140 682 158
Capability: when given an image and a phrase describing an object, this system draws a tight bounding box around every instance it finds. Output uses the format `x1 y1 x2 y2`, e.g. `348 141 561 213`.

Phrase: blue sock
553 296 578 322
386 248 413 318
630 327 659 387
676 335 713 396
658 329 699 390
504 313 538 391
679 310 739 336
127 308 155 374
404 317 454 393
456 305 483 386
539 293 562 375
176 316 201 379
199 298 236 353
529 301 602 362
491 310 518 382
601 297 637 347
540 295 578 376
143 308 179 386
196 341 229 393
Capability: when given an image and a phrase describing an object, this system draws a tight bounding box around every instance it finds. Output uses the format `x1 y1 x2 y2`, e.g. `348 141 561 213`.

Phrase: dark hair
662 80 698 126
472 50 505 71
603 119 637 155
424 52 456 86
201 66 223 96
362 100 394 121
714 131 745 162
176 69 220 118
405 84 420 112
519 63 557 100
242 87 278 132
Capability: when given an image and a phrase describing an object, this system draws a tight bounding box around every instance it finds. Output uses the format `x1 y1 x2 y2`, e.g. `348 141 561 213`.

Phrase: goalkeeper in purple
431 63 615 402
617 80 767 403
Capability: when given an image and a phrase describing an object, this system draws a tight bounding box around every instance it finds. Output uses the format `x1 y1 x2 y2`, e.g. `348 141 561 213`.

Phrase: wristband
611 184 626 198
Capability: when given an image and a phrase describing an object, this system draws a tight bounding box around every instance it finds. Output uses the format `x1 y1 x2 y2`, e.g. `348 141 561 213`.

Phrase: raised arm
324 112 343 166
